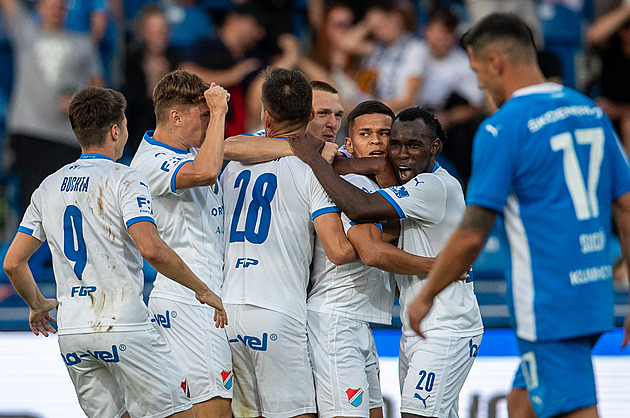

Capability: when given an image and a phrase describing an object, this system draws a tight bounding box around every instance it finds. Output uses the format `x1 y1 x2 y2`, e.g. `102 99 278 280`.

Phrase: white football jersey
377 164 484 337
308 174 394 324
221 156 338 324
19 154 156 335
131 132 224 304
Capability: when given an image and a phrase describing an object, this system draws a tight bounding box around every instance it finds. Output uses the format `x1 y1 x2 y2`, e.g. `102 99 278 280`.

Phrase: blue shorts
512 335 600 418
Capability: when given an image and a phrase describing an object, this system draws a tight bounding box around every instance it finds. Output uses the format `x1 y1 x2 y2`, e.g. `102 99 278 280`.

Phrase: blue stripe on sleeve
348 220 382 232
170 160 191 193
126 216 156 228
17 226 34 235
312 206 341 220
376 190 406 219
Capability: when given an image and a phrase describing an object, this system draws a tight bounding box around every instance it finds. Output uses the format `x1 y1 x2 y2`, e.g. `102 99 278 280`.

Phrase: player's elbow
328 246 357 266
137 240 164 265
3 255 19 277
355 245 380 268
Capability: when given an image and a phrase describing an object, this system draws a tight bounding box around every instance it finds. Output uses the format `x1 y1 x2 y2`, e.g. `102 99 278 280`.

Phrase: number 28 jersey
467 83 630 342
19 154 156 335
221 156 338 325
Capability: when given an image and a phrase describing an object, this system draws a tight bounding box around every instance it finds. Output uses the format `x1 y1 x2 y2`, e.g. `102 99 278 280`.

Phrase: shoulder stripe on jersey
125 216 156 228
170 160 192 193
376 190 406 219
17 226 34 235
143 131 189 155
312 206 340 220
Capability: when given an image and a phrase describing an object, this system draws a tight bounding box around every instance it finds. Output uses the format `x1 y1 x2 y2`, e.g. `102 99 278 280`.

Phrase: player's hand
287 132 325 165
621 312 630 349
407 292 433 338
321 142 339 164
195 290 228 328
29 298 58 337
204 83 230 115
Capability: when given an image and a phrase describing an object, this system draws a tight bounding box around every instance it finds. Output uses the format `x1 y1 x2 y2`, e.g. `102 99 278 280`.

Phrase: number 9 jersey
221 156 339 325
467 83 630 342
18 154 156 335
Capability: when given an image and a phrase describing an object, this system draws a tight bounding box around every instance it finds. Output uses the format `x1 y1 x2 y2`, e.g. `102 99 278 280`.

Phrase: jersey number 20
551 128 604 221
63 205 87 279
230 170 278 244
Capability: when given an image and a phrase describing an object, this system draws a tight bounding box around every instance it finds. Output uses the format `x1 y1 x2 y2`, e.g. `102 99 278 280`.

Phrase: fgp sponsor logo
160 156 185 173
229 332 276 351
346 388 363 407
221 370 233 390
181 379 190 398
235 258 258 268
390 186 409 198
61 344 125 366
151 310 176 328
137 196 153 214
71 286 96 297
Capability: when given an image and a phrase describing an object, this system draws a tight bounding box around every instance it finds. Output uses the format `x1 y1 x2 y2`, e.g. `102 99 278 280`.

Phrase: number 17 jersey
221 156 338 325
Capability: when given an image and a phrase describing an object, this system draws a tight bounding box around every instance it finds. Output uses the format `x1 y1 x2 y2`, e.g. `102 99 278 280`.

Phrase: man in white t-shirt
130 70 233 418
221 68 356 418
3 86 227 418
289 107 483 418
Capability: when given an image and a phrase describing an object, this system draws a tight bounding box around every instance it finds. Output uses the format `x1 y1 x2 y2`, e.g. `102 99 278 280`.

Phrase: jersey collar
80 153 113 161
432 161 440 173
511 82 563 99
143 130 189 155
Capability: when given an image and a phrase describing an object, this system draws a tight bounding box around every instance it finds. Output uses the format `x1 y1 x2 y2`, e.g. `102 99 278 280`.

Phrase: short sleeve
466 120 516 212
377 173 446 224
308 170 340 220
144 153 193 196
18 187 46 242
119 170 156 228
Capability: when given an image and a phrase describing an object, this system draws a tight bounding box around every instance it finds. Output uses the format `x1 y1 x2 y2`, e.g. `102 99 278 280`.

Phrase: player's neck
152 126 188 151
504 65 547 99
266 126 306 139
81 145 116 161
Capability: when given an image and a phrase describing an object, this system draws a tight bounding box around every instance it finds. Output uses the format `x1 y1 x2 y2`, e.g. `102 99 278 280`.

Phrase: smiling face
388 118 440 183
306 90 344 142
345 113 392 158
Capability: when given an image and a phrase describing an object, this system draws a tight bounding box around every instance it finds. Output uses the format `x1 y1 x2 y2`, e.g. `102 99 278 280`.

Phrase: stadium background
0 0 629 416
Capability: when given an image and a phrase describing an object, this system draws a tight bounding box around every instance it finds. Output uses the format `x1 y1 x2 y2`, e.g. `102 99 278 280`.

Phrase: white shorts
399 333 482 418
307 311 383 418
225 303 317 418
59 328 192 418
149 297 233 403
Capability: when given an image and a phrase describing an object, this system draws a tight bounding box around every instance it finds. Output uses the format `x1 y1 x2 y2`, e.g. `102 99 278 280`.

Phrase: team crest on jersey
221 370 233 390
181 379 190 398
390 186 409 198
346 388 363 407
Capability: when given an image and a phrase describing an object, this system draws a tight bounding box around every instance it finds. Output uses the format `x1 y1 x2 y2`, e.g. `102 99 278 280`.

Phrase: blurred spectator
179 4 266 137
0 0 104 215
122 4 180 155
163 0 212 54
352 0 423 113
587 0 630 156
416 5 484 188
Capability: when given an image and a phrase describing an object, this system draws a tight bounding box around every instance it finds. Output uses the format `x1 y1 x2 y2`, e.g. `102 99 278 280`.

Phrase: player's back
21 154 154 335
221 156 337 324
468 83 630 340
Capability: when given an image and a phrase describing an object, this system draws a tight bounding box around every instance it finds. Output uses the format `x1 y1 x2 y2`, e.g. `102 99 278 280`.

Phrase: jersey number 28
230 170 278 244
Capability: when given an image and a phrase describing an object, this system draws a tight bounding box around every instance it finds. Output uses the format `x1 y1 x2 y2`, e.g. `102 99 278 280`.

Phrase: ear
110 124 119 140
264 110 272 130
309 108 315 122
431 139 442 156
488 52 504 76
344 136 353 154
170 109 182 126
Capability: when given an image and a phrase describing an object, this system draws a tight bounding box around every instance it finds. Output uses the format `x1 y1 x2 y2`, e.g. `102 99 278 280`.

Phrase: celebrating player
288 106 483 418
130 70 233 418
221 68 354 418
406 13 630 418
3 87 227 418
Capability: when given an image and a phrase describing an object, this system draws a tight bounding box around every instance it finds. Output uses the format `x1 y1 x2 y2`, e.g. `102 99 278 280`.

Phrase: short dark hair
427 4 459 32
347 100 395 134
394 107 447 143
152 70 210 125
462 13 537 63
69 87 127 148
310 80 338 95
261 68 312 131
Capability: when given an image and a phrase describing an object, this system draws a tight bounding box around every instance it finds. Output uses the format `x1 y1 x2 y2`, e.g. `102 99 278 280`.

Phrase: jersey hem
306 307 393 325
57 322 153 335
223 299 306 325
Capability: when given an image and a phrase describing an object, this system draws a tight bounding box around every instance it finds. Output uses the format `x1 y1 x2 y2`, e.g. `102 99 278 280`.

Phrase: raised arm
613 191 630 348
3 232 58 336
407 205 496 337
174 84 228 190
128 221 227 327
289 133 399 222
587 3 630 48
226 135 340 164
332 156 398 188
348 223 435 274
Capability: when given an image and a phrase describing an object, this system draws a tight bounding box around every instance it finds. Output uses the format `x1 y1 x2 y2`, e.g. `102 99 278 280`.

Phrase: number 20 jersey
19 154 156 335
467 83 630 342
221 156 339 325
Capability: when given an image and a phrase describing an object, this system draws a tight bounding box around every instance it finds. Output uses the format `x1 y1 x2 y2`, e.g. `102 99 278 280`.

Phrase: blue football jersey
467 83 630 342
